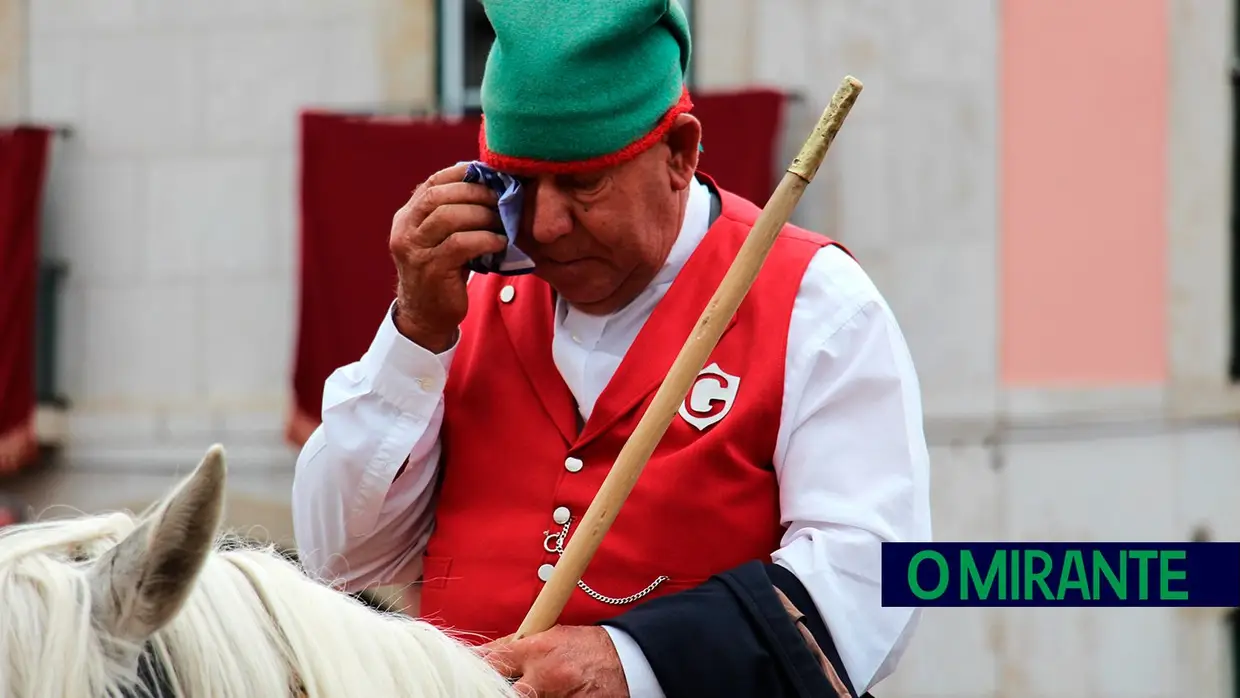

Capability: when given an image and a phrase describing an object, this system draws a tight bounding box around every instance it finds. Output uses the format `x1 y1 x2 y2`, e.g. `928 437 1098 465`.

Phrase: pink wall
999 0 1168 386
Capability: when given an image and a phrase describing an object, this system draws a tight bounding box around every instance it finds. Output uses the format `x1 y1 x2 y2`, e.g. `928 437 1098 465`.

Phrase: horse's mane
0 449 516 698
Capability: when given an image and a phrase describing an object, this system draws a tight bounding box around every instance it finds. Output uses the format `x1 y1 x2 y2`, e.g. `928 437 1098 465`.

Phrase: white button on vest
499 285 515 303
538 563 555 582
552 506 570 525
564 456 583 473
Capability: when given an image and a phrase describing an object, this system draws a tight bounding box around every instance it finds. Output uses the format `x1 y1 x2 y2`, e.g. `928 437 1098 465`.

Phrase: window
436 0 696 117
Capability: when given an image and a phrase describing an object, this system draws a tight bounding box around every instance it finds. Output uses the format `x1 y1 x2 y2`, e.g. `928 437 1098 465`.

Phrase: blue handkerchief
461 161 535 275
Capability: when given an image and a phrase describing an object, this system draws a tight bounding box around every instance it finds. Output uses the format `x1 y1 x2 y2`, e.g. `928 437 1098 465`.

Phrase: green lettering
1092 550 1126 599
1023 550 1054 599
1010 545 1020 600
962 550 1005 600
1129 550 1158 600
1159 550 1188 600
1057 549 1090 600
908 550 949 599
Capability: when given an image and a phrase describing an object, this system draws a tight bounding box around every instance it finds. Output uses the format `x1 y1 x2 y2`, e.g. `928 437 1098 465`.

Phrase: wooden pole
514 75 865 639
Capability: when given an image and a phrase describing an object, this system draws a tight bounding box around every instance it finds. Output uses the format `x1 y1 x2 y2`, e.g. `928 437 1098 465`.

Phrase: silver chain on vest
542 518 669 605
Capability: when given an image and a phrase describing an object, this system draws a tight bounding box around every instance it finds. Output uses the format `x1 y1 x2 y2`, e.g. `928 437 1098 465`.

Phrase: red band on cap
478 88 694 176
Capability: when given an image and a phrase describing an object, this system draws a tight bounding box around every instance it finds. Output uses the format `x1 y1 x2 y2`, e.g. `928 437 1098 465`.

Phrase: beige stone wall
376 0 436 109
1167 0 1238 417
695 0 1001 424
23 0 435 473
0 0 24 119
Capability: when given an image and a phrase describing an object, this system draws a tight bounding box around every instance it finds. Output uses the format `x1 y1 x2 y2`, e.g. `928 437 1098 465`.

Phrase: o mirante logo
881 542 1240 607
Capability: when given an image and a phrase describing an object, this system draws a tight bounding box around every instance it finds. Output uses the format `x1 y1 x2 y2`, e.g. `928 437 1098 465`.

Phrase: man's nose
524 180 574 244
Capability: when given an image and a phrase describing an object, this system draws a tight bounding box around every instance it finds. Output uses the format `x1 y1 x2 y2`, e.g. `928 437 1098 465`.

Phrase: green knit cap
477 0 693 175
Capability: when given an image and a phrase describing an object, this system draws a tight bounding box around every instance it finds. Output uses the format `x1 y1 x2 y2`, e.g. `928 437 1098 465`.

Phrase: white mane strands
0 446 516 698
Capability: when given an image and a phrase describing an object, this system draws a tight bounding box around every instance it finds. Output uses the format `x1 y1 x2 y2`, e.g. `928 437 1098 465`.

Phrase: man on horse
291 1 932 696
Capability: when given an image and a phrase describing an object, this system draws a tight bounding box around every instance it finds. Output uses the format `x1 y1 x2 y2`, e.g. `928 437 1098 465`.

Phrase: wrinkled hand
479 625 630 697
389 161 508 352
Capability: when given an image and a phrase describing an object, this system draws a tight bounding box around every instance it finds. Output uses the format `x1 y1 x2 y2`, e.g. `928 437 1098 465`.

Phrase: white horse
0 444 518 698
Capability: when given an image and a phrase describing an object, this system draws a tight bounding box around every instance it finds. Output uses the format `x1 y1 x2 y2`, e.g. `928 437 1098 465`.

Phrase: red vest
419 183 840 641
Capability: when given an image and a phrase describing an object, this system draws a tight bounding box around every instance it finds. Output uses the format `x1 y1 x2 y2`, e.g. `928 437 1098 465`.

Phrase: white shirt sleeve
290 301 455 591
771 245 933 692
603 626 667 698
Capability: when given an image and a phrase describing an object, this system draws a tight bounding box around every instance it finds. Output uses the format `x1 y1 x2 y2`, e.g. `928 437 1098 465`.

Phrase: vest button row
538 563 555 582
543 459 580 584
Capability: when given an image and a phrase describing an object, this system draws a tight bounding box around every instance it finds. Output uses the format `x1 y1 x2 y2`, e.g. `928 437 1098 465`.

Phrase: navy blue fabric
767 562 860 695
600 560 860 697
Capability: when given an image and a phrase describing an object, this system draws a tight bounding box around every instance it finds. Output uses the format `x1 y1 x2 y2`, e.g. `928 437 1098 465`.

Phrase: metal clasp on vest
541 518 669 606
543 530 561 554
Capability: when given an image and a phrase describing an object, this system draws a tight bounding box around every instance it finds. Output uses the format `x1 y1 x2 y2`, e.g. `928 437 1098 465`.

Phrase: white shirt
291 176 932 695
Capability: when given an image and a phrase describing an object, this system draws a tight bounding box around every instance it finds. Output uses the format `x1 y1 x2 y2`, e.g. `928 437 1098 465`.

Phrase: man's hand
389 162 509 353
479 625 630 697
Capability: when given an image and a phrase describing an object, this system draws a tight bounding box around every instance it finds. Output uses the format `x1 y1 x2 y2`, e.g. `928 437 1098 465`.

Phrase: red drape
0 127 52 473
694 87 787 204
287 89 787 445
288 112 483 443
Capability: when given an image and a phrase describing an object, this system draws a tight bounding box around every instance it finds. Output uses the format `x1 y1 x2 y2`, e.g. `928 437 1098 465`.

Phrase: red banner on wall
0 126 53 473
288 111 483 443
694 87 787 205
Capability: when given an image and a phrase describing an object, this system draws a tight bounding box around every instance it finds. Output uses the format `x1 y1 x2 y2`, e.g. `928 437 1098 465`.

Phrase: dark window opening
462 1 493 98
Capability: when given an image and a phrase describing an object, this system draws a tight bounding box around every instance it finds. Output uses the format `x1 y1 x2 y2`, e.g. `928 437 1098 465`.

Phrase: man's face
514 116 701 315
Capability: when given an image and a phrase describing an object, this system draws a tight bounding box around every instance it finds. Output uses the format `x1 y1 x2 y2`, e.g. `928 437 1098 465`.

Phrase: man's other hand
479 625 630 697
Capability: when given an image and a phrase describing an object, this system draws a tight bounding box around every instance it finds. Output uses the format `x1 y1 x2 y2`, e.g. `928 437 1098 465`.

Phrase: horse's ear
89 444 227 644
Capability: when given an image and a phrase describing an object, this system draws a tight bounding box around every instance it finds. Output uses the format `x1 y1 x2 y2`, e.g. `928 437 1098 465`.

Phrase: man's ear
665 113 702 190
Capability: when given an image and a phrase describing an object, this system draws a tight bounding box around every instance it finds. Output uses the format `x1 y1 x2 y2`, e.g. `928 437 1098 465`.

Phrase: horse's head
0 445 228 697
0 445 517 698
